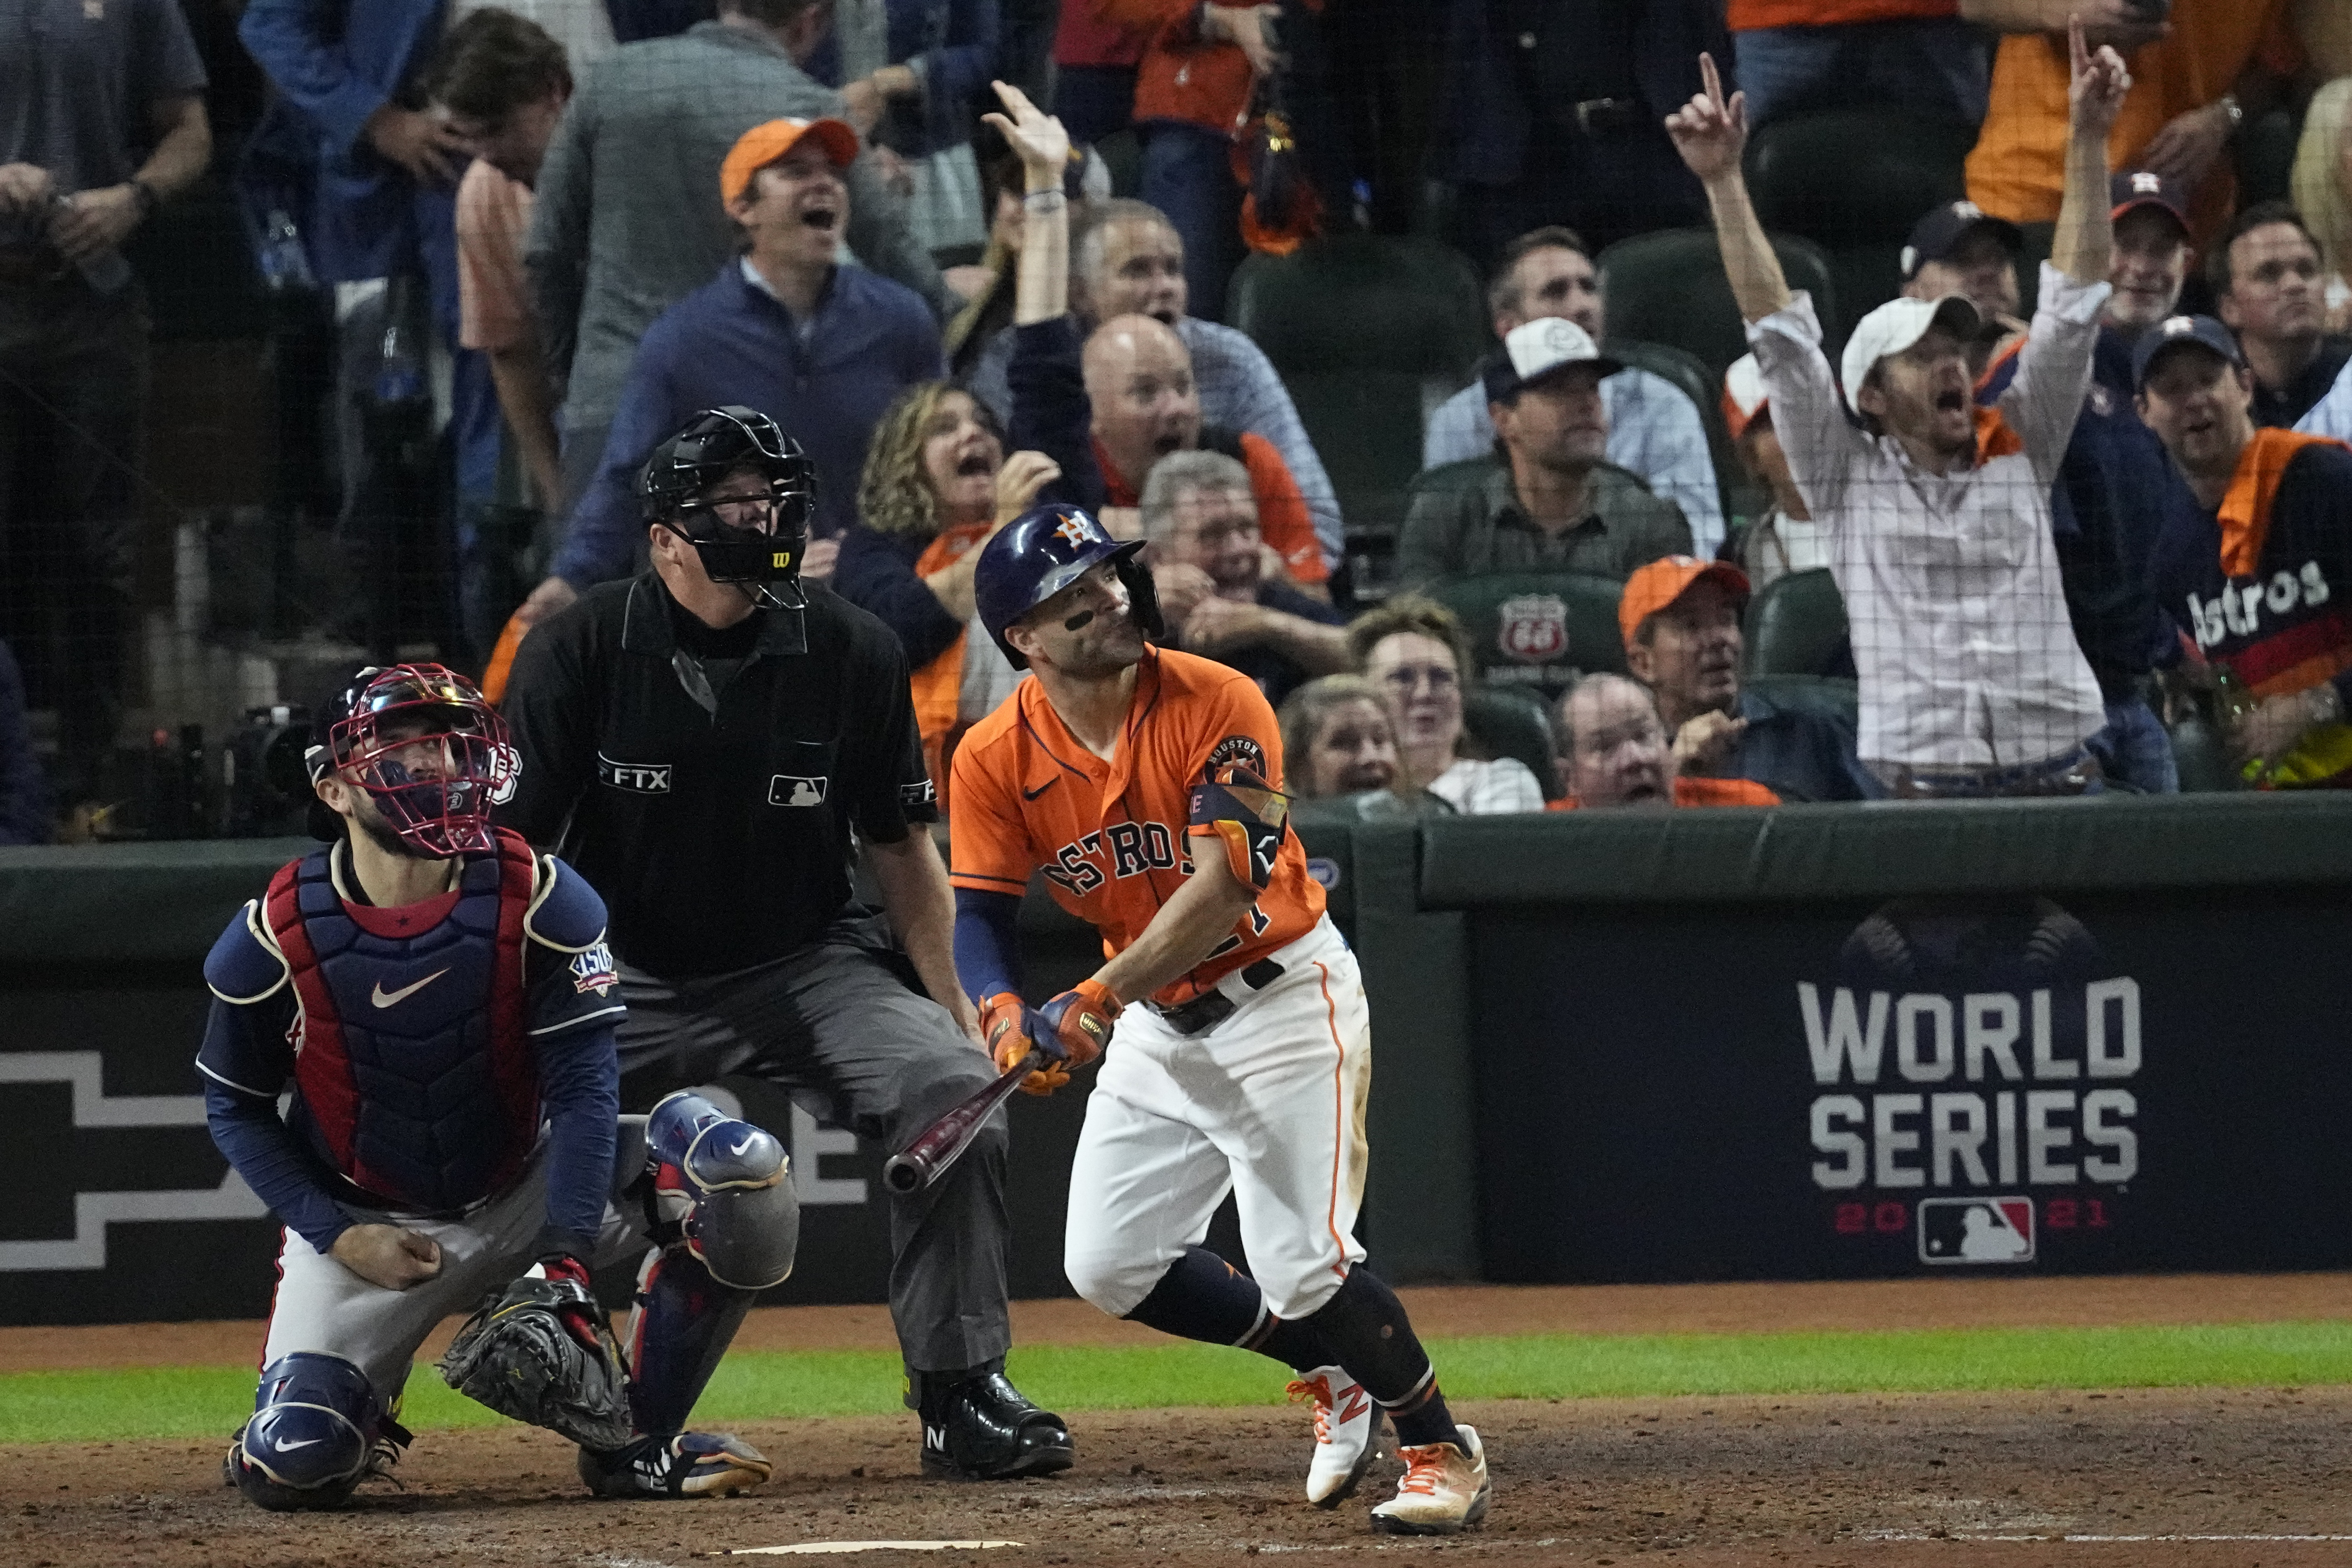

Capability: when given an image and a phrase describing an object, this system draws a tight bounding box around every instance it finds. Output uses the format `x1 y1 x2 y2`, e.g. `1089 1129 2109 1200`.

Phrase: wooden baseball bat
882 1048 1044 1194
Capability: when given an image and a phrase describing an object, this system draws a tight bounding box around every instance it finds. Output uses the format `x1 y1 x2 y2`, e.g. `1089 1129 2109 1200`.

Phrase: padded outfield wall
2 795 2348 1323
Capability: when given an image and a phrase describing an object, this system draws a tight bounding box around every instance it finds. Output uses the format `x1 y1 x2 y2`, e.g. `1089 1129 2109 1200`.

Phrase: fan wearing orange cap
1719 354 1828 595
1617 556 1879 802
523 115 946 627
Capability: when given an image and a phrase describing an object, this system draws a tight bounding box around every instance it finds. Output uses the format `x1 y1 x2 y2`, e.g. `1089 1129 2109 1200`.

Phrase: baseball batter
947 501 1494 1534
200 665 796 1508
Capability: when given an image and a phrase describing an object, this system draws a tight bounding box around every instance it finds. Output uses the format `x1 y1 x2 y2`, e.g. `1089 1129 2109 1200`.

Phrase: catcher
199 664 798 1510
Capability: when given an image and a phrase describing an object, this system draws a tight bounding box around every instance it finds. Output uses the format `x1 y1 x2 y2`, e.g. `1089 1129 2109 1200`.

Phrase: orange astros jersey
949 646 1325 1008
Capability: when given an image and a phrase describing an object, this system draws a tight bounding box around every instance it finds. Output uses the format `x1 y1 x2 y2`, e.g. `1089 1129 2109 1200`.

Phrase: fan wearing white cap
1419 226 1728 554
1397 316 1694 590
1667 24 2134 795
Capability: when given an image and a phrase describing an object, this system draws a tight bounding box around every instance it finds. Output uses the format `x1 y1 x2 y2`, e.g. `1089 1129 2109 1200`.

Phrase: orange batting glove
1034 978 1119 1071
981 990 1069 1097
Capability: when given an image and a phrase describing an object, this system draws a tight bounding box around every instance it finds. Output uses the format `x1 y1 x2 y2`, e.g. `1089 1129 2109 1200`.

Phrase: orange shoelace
1393 1443 1450 1495
1284 1377 1334 1443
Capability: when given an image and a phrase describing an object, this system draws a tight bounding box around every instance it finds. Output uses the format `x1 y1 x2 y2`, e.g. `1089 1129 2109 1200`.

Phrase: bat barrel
879 1048 1044 1194
882 1151 930 1194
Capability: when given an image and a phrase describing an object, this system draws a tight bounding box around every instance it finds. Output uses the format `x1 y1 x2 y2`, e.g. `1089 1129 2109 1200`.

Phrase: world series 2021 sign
1467 888 2352 1284
1798 899 2140 1268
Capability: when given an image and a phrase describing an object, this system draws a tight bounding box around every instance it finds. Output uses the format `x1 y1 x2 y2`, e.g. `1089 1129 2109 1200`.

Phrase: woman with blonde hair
833 381 1060 789
2291 77 2352 332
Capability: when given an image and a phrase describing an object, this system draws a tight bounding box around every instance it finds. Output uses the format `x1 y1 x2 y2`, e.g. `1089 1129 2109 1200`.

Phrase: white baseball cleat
1286 1366 1379 1507
1369 1424 1490 1535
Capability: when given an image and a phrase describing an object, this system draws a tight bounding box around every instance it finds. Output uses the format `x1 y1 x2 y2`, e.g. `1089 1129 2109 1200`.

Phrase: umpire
499 405 1072 1481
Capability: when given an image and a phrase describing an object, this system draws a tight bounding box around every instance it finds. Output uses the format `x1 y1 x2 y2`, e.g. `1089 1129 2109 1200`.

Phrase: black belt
1151 958 1286 1037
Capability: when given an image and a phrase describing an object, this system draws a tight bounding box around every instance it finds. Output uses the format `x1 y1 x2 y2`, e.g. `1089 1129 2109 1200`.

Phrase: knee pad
646 1090 799 1290
227 1352 388 1511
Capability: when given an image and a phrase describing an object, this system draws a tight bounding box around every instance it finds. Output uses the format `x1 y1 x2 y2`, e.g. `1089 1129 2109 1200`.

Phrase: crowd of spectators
6 0 2352 839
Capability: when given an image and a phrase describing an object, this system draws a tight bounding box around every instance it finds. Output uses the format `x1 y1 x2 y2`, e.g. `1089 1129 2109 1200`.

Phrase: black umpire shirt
499 572 939 978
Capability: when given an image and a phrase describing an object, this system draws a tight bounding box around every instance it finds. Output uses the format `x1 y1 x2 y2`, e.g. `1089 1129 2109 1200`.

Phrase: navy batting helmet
974 503 1164 668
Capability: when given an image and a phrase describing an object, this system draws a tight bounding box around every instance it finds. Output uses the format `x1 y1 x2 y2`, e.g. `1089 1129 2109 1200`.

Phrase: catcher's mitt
438 1267 635 1450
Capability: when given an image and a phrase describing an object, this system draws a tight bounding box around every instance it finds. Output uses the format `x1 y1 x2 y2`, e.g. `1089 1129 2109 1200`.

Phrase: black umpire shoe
913 1363 1074 1480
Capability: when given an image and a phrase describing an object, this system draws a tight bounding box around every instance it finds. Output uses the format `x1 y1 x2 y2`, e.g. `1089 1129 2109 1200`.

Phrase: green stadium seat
1605 337 1745 529
1462 683 1565 801
1744 109 1978 331
1743 567 1850 678
2167 713 2239 794
1093 129 1142 199
1741 673 1859 731
1595 228 1837 379
1225 235 1492 543
1419 569 1628 702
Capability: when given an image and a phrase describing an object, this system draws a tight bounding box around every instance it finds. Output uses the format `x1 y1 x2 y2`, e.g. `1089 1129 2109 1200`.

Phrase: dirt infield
5 1277 2350 1567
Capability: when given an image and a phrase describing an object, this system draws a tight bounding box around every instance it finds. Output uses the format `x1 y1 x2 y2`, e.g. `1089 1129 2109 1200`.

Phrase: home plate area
6 1387 2352 1567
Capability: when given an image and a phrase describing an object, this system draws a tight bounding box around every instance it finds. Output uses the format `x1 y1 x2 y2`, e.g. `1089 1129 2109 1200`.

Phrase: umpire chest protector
263 828 540 1213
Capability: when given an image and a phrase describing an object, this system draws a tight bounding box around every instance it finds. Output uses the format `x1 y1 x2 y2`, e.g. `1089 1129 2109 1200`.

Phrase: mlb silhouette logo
1918 1196 2036 1265
769 774 830 807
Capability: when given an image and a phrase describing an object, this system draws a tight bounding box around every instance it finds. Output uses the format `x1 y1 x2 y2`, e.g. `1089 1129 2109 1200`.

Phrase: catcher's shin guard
645 1091 799 1290
227 1352 403 1511
624 1244 759 1436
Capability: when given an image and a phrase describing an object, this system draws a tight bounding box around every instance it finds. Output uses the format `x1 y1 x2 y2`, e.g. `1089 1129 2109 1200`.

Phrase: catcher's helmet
638 406 815 593
305 663 520 858
973 503 1164 668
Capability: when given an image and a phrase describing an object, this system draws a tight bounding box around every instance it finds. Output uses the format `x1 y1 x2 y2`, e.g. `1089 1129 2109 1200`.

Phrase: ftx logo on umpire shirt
597 753 671 793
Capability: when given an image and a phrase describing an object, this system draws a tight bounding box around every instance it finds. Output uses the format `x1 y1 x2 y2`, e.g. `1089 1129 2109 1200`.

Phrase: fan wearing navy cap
1900 199 2029 338
1397 316 1693 589
2138 315 2352 786
1961 168 2208 792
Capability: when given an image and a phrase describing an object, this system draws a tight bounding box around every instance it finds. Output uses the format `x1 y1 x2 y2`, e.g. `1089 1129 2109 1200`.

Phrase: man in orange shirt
1549 673 1783 808
948 501 1492 1534
1964 0 2301 246
1082 313 1329 593
1730 0 1990 129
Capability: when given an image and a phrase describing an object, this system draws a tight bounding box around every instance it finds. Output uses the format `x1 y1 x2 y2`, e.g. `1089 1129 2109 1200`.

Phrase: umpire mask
640 407 816 604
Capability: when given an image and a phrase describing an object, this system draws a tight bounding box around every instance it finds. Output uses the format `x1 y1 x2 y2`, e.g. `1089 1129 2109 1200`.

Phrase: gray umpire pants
612 913 1012 1375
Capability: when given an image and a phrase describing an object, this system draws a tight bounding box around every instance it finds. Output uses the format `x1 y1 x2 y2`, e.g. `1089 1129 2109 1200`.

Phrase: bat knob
882 1153 928 1194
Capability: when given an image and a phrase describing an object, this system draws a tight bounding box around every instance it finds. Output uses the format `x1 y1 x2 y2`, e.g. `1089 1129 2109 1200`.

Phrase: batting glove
981 991 1067 1097
1033 978 1118 1071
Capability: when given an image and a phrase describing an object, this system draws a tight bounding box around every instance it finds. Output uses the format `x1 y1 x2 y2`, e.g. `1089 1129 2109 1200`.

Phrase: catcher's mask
639 405 816 611
306 663 520 858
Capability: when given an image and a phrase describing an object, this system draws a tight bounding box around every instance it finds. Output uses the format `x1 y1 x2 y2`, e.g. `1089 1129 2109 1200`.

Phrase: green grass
9 1322 2352 1447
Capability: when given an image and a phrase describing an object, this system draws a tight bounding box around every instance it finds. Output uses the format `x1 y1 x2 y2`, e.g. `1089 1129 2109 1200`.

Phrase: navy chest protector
263 829 539 1213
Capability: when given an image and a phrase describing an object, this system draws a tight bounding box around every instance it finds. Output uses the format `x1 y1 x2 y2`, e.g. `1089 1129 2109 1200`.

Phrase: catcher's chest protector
265 829 539 1212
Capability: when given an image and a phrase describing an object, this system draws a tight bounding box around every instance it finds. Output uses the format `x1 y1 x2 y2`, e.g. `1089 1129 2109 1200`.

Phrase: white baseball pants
1064 915 1371 1321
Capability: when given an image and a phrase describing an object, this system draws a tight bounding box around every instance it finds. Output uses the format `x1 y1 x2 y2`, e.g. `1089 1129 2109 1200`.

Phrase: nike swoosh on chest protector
371 968 453 1009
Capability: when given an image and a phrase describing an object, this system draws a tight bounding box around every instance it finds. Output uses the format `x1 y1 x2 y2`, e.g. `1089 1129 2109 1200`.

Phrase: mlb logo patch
770 774 830 807
570 942 619 996
1918 1196 2036 1265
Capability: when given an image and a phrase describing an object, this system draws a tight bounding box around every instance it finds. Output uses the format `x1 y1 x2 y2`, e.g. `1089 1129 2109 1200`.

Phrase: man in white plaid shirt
1668 22 2133 796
